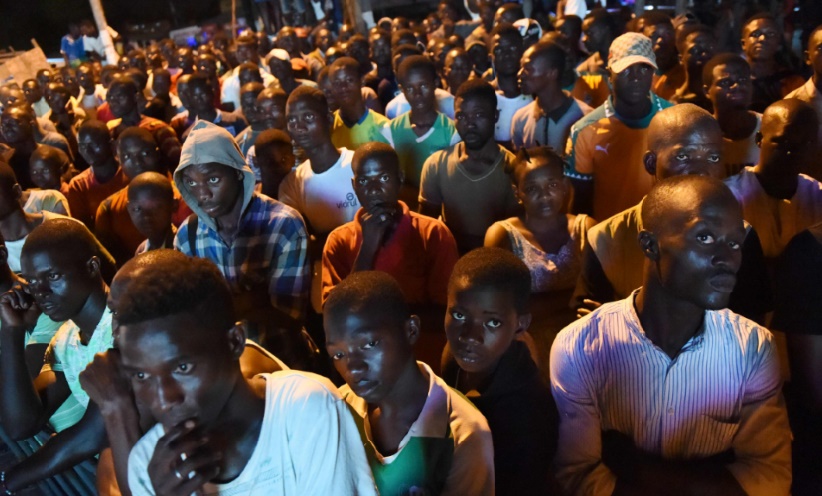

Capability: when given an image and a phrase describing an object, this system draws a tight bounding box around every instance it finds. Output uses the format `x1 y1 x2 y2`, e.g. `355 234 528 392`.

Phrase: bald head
642 175 739 234
644 104 723 179
758 98 819 176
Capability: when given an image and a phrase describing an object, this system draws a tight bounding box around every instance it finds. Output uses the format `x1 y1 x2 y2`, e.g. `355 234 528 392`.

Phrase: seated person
323 143 458 329
419 79 519 253
485 146 595 329
725 98 822 259
670 25 716 111
66 119 130 229
512 41 591 152
441 247 557 496
575 104 771 323
329 57 389 151
741 13 804 112
0 219 115 494
24 145 72 215
44 82 85 160
1 106 70 189
174 120 310 358
252 129 295 200
95 126 189 266
112 252 378 495
703 54 761 177
324 271 494 495
565 32 673 220
127 171 176 254
181 74 248 141
786 25 822 180
551 175 791 496
280 86 359 237
105 75 166 141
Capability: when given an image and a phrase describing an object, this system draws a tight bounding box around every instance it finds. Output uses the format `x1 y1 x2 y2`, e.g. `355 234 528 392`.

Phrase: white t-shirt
386 89 456 120
6 211 70 273
278 148 359 235
564 0 588 19
128 371 378 496
495 92 533 142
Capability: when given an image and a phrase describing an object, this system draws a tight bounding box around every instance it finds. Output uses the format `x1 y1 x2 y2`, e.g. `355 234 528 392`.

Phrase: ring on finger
175 469 184 480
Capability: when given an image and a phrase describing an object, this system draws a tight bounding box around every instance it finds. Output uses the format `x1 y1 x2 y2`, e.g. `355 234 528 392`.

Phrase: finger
157 420 199 452
166 430 210 459
175 448 222 481
172 462 220 496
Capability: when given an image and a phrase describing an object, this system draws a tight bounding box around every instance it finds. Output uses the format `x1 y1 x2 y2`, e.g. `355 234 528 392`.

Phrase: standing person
363 29 396 109
490 24 533 146
786 25 822 180
670 26 716 111
551 175 791 496
642 12 681 101
105 75 166 141
184 74 249 141
573 10 616 108
443 48 473 96
329 58 389 151
61 23 86 68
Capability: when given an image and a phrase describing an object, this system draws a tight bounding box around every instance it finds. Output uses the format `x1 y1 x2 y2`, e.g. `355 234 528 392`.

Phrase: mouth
198 203 222 215
454 347 483 365
351 379 378 397
709 272 737 293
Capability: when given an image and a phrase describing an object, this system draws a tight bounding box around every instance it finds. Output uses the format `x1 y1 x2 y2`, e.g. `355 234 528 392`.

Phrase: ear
227 323 247 359
86 255 101 278
805 49 812 67
515 312 532 335
638 230 659 262
405 315 421 346
643 150 657 177
755 131 762 148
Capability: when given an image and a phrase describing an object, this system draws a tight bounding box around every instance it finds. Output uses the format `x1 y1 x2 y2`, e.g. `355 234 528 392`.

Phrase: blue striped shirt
550 292 791 496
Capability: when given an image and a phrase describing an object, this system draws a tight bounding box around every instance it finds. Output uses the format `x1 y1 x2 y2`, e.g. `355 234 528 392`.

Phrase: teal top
380 112 457 188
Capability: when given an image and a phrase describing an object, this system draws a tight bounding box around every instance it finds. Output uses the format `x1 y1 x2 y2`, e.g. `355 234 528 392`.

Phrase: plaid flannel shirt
174 194 310 322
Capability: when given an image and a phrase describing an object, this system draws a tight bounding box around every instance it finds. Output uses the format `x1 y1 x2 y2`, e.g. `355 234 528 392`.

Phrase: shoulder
253 195 307 230
512 101 536 121
571 104 607 134
553 298 631 358
67 168 93 189
263 370 346 410
588 204 641 243
706 309 775 356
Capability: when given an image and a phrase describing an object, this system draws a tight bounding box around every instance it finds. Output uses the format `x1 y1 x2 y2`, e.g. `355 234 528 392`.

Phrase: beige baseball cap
607 32 658 74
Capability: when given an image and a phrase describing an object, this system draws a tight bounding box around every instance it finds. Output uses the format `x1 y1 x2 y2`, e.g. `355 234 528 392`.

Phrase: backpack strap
186 213 198 256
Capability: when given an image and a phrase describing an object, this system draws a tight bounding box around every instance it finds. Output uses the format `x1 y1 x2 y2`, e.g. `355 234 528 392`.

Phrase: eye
47 273 60 281
207 176 221 184
185 179 196 187
331 351 344 361
357 177 367 185
728 241 741 250
708 154 720 163
133 371 147 381
379 175 390 183
485 319 502 329
176 363 193 373
451 311 465 321
697 233 715 244
362 340 379 350
675 153 688 160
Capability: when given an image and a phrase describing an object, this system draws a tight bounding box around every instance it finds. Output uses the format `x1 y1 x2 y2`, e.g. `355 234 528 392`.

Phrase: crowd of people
0 1 821 494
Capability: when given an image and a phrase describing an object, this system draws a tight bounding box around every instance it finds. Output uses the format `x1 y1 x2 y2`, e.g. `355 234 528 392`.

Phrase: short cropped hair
352 142 400 174
115 250 235 331
398 55 437 84
455 78 497 106
22 218 99 267
287 85 329 115
325 271 409 326
529 40 567 71
448 247 532 313
127 171 174 202
254 128 293 155
30 145 71 172
701 53 749 88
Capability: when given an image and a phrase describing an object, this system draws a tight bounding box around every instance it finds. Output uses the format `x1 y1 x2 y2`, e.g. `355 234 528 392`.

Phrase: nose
156 376 185 412
457 321 483 345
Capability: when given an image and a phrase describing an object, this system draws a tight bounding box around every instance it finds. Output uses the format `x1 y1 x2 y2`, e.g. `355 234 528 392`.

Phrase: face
445 280 528 375
315 29 332 52
682 32 716 70
758 108 818 176
47 86 71 113
286 97 331 150
651 197 745 310
181 163 244 219
455 96 497 150
557 18 580 43
118 313 240 430
61 68 79 96
176 49 196 73
36 70 52 88
21 248 96 323
127 189 174 239
353 156 402 210
22 81 42 104
742 19 780 62
652 124 724 179
78 130 113 166
468 44 490 71
152 74 171 96
29 157 62 190
370 36 391 66
348 41 371 68
188 84 214 115
118 136 162 179
330 65 362 107
806 30 822 78
493 34 524 77
257 144 294 181
478 0 495 29
241 91 262 123
107 83 137 118
400 68 436 113
196 56 218 79
611 63 654 106
325 311 414 404
277 30 298 55
643 23 676 69
257 95 286 130
445 53 472 92
706 63 752 109
519 48 555 95
235 41 258 64
515 163 569 219
267 57 291 82
582 18 606 54
1 110 33 144
77 66 95 90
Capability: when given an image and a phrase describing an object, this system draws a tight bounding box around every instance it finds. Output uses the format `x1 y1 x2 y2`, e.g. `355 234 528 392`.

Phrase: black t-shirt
772 229 822 335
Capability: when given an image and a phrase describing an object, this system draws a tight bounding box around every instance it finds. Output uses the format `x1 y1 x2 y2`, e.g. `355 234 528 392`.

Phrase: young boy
127 171 176 254
0 218 114 493
253 129 295 200
117 252 377 495
324 271 494 496
329 57 389 151
441 247 558 496
234 81 267 157
28 144 72 196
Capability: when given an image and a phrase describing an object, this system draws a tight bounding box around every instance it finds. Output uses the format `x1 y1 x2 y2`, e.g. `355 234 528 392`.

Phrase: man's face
1 109 33 144
22 81 42 104
256 144 294 181
46 85 71 114
347 41 371 68
267 58 291 82
127 189 174 240
196 56 218 79
29 157 62 190
36 70 52 88
286 98 330 150
742 19 780 62
652 196 745 310
240 91 261 124
176 49 196 73
189 84 215 115
330 65 362 108
61 68 80 96
77 67 95 91
118 313 239 430
277 30 298 55
107 83 137 118
118 136 162 179
257 95 286 130
493 33 524 77
325 311 412 405
152 75 172 96
611 63 654 106
643 23 676 70
706 63 752 110
758 107 818 176
181 163 243 219
400 68 436 114
806 30 822 79
468 44 490 71
352 156 401 210
444 53 472 93
445 281 528 375
235 42 258 65
682 32 716 71
478 0 495 29
370 36 391 66
21 248 95 323
653 124 724 179
315 29 332 52
519 48 553 95
557 18 580 44
238 67 262 86
455 96 497 150
78 130 113 166
582 18 606 54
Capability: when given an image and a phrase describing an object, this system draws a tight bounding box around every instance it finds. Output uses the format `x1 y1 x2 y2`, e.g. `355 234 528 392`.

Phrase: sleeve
277 171 302 213
48 190 71 216
442 421 495 496
725 330 792 496
320 229 353 305
269 216 311 322
287 382 378 495
425 223 459 306
65 180 93 228
550 327 618 496
565 124 594 180
418 154 444 206
728 226 773 320
127 429 163 496
25 314 65 346
60 37 69 55
173 217 192 256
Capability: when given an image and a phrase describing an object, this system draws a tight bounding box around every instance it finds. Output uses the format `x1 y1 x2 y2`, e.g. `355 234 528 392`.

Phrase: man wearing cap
174 120 310 350
565 32 673 220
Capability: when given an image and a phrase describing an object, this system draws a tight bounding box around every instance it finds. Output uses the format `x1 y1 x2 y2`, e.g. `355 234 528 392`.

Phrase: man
555 15 585 70
512 40 591 151
1 106 71 189
220 32 274 112
266 49 317 97
61 23 85 67
786 25 822 179
574 104 771 323
105 75 166 140
276 26 322 79
670 26 716 111
182 74 248 141
419 79 519 253
566 32 673 220
489 24 532 145
443 48 473 96
329 58 389 151
741 13 804 112
466 0 496 50
703 54 761 178
174 120 310 353
21 79 49 118
363 29 395 109
725 98 822 259
573 10 616 108
641 12 681 101
552 175 791 496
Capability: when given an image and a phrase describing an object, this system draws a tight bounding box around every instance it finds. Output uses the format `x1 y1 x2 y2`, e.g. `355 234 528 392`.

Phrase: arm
269 217 311 326
565 127 594 216
442 425 495 496
352 207 394 272
320 231 352 305
24 344 48 379
570 178 594 216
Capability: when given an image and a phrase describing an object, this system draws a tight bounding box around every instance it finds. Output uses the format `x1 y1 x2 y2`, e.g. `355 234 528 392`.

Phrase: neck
91 158 119 182
13 139 37 155
371 360 428 418
376 64 393 79
120 108 142 126
613 94 652 120
208 375 266 482
463 138 499 161
634 282 705 359
524 210 566 233
307 141 341 174
714 105 755 136
214 195 247 240
683 66 704 94
73 284 109 337
496 72 519 97
0 209 36 241
340 100 367 125
753 164 799 199
148 227 173 249
409 107 438 126
261 174 287 200
749 57 776 78
197 108 218 122
535 85 567 114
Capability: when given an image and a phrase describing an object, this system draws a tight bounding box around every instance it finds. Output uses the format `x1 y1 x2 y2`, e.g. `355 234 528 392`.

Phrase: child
253 129 295 200
441 247 558 496
235 81 267 157
116 252 377 495
324 270 494 495
127 171 176 254
25 145 72 215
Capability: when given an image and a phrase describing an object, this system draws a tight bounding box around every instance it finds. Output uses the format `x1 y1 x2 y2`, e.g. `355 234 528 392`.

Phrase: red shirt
65 166 130 229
